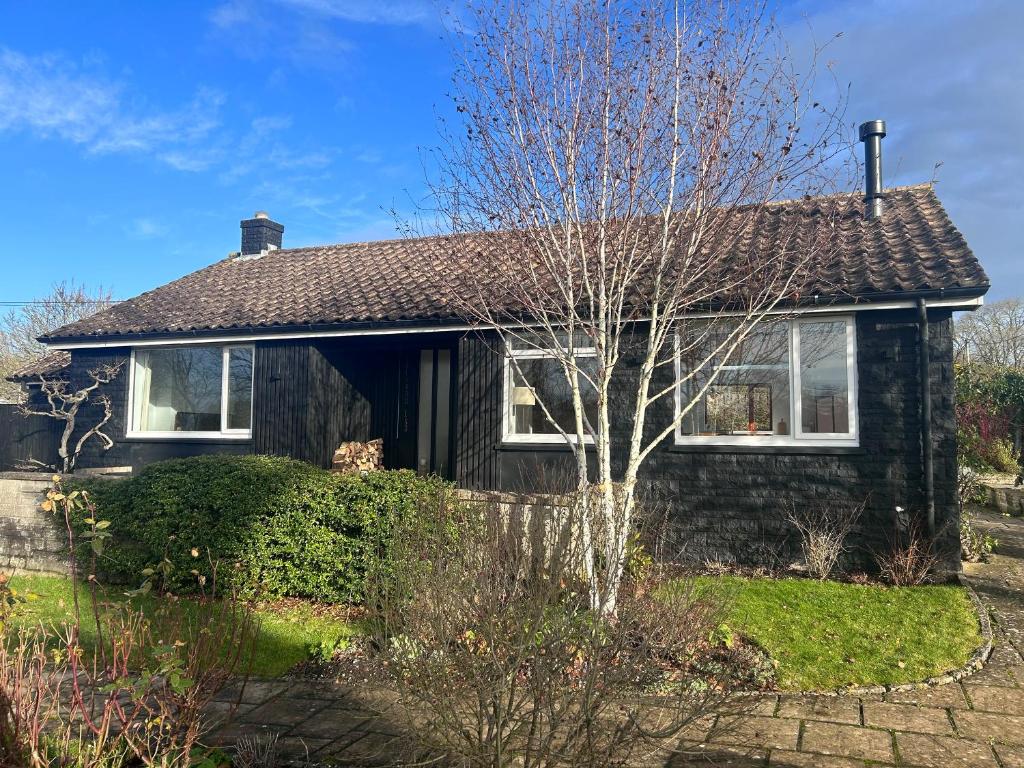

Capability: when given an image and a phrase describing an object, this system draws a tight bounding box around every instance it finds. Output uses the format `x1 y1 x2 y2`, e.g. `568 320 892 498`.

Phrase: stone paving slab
767 750 872 767
861 701 954 735
894 731 1000 768
996 743 1024 768
964 681 1024 712
799 721 894 763
710 714 801 751
776 695 861 724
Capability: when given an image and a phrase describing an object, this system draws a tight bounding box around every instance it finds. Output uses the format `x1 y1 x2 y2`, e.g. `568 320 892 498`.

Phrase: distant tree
0 281 113 402
954 299 1024 369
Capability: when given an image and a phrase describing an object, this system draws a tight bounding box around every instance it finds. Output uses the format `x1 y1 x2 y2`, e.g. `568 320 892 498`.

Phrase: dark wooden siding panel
455 333 502 490
253 340 313 461
0 405 63 471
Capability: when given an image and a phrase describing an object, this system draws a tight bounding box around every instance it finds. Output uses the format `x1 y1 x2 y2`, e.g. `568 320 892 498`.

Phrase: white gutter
45 295 983 350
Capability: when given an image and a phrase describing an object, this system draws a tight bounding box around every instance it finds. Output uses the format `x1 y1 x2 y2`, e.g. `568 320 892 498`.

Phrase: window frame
125 344 255 440
674 315 858 448
501 340 598 445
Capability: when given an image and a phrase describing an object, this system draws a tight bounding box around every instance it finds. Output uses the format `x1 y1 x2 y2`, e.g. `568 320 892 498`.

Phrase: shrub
366 492 731 768
784 501 863 580
875 510 939 586
961 509 997 563
75 455 451 602
982 437 1021 475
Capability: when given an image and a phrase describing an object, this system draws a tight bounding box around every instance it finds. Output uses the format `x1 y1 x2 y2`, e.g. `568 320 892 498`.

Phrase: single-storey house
10 134 989 567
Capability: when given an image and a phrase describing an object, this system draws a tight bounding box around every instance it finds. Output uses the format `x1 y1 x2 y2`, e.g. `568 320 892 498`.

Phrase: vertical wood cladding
454 333 502 490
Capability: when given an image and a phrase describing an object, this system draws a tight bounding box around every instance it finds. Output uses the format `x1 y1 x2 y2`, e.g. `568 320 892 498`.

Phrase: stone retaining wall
983 481 1024 516
0 473 69 574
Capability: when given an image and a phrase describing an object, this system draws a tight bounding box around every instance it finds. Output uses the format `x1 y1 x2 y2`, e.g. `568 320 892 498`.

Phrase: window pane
679 322 791 437
509 357 598 436
799 321 850 434
227 347 253 430
132 347 222 432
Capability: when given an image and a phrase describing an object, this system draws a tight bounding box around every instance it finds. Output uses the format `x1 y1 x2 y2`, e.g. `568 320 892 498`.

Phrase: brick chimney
240 211 284 255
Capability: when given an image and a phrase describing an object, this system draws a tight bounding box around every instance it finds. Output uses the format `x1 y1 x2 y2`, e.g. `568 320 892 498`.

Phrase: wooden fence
0 404 62 471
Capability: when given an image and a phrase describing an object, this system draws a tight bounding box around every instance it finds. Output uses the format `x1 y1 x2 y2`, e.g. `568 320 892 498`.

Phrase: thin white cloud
275 0 435 25
125 217 170 239
0 48 224 169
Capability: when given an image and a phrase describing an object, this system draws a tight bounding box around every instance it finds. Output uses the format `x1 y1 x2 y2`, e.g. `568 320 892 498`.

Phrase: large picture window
676 316 857 446
129 345 254 438
503 336 598 443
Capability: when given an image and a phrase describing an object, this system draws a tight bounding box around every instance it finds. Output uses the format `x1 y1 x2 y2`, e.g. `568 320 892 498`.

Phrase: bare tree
18 363 123 473
954 298 1024 368
0 281 114 402
420 0 854 614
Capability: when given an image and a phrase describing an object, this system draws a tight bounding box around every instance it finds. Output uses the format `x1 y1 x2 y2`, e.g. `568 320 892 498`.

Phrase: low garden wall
0 472 69 575
982 479 1024 516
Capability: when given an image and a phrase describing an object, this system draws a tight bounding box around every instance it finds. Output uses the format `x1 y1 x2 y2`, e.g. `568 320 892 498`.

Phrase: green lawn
7 574 356 678
9 574 983 690
679 575 982 690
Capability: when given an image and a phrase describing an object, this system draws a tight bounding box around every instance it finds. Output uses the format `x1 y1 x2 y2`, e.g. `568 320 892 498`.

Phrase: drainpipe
918 298 935 538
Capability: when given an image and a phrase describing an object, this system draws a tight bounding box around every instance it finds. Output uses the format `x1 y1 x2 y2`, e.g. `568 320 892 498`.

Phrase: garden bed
8 574 359 677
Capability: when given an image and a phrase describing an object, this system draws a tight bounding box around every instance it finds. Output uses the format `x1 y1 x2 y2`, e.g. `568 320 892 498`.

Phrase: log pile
331 438 384 475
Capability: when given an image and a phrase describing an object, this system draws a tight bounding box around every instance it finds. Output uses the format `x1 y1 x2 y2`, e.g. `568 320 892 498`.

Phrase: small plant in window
18 362 123 473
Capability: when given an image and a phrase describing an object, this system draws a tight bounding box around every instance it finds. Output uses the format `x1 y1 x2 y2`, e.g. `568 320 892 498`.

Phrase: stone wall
0 473 69 574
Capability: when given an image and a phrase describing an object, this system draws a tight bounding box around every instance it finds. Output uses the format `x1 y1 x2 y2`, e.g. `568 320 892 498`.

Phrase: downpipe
918 298 936 538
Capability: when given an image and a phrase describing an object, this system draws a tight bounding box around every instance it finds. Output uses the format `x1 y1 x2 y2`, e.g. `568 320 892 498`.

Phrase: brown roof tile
42 184 988 342
5 350 71 382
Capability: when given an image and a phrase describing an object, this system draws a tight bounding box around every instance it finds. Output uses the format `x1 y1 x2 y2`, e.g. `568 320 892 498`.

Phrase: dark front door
416 347 454 478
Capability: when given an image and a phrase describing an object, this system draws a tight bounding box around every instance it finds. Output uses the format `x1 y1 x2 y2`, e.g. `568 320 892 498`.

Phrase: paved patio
210 506 1024 767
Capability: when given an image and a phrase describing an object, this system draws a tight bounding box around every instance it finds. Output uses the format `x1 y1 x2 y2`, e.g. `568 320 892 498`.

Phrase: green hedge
75 455 451 602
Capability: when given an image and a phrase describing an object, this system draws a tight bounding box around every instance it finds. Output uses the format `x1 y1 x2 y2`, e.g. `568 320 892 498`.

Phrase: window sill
497 441 579 452
668 443 864 456
124 433 252 443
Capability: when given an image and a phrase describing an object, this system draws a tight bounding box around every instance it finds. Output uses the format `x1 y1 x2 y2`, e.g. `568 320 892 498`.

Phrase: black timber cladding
452 310 959 569
55 310 957 569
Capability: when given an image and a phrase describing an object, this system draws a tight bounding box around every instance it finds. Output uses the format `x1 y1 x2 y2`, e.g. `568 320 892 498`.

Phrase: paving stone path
211 507 1024 766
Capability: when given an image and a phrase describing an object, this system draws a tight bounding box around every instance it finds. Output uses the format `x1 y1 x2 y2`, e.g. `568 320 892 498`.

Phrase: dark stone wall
455 310 959 571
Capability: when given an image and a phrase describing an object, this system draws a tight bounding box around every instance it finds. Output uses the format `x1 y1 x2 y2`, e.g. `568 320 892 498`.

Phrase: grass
679 575 983 691
7 574 357 678
9 573 983 690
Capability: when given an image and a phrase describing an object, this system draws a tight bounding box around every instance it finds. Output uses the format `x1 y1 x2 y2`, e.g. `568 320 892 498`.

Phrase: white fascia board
44 295 983 351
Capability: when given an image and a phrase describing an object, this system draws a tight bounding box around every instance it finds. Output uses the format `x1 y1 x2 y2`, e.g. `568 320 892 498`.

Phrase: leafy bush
75 455 451 602
983 437 1021 475
961 509 997 563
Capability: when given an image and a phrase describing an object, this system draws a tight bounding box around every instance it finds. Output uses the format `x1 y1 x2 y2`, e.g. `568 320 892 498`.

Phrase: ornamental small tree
18 362 123 473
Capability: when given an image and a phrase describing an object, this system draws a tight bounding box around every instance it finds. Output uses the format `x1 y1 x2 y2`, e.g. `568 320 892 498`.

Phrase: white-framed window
127 345 254 439
502 335 598 444
675 316 858 447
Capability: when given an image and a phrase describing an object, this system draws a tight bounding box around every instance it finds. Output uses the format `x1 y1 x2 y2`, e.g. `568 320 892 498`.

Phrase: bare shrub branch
785 500 864 579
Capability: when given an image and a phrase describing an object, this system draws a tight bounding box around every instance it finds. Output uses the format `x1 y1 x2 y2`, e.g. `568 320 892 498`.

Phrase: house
12 131 990 567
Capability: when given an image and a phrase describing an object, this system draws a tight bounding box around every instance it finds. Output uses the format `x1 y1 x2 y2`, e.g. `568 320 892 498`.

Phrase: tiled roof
43 184 988 342
5 350 72 382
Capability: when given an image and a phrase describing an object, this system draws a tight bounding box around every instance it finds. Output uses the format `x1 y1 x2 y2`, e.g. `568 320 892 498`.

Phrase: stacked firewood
331 438 384 475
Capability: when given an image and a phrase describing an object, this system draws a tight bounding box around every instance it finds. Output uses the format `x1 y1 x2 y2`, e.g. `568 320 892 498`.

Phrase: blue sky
0 0 1021 304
